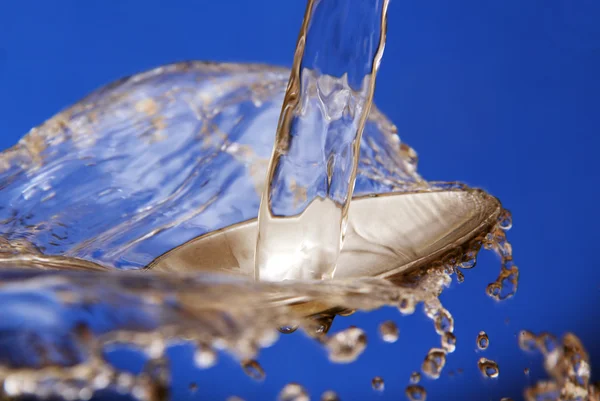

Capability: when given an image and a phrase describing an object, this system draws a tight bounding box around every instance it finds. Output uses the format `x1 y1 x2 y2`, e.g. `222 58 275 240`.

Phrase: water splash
0 61 517 399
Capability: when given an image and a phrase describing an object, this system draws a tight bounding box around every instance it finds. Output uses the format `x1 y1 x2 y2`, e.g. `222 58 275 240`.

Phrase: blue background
1 1 599 400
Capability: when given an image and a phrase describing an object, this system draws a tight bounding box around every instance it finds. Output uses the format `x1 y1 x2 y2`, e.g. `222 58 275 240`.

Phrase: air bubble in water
410 372 421 384
477 331 489 350
189 382 198 392
279 383 309 401
242 360 265 381
326 327 367 363
405 385 427 401
378 321 399 343
371 376 384 392
478 358 499 378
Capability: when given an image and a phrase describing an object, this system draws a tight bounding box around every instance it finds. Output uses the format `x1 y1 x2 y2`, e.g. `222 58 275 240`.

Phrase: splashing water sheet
0 1 596 401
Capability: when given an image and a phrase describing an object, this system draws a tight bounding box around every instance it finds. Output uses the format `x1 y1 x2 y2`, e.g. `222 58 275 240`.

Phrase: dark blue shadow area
1 1 599 400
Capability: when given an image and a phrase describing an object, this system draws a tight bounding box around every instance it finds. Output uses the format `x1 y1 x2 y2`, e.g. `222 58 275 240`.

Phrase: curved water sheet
0 62 515 399
0 62 499 276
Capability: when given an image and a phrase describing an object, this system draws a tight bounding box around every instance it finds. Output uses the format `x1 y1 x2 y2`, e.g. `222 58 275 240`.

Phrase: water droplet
482 226 519 301
279 325 299 334
537 332 560 355
194 347 217 368
400 143 418 169
145 339 166 360
498 209 513 230
398 297 416 315
116 372 135 394
442 332 457 353
487 265 519 301
477 331 489 350
371 376 384 392
242 360 265 381
478 357 499 378
405 385 427 401
422 348 447 379
518 330 538 352
326 327 367 363
308 314 335 337
279 383 309 401
143 357 170 390
378 321 399 343
320 390 340 401
410 371 421 384
459 250 477 269
433 308 454 335
78 387 93 401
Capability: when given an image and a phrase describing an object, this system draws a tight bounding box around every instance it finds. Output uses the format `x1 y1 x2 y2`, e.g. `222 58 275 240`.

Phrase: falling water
255 0 388 281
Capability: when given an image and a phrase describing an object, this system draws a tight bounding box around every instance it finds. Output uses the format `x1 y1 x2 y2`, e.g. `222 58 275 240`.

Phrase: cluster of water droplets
519 331 598 401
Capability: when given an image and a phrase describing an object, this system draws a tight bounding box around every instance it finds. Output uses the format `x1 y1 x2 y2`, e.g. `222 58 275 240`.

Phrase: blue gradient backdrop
1 1 599 400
